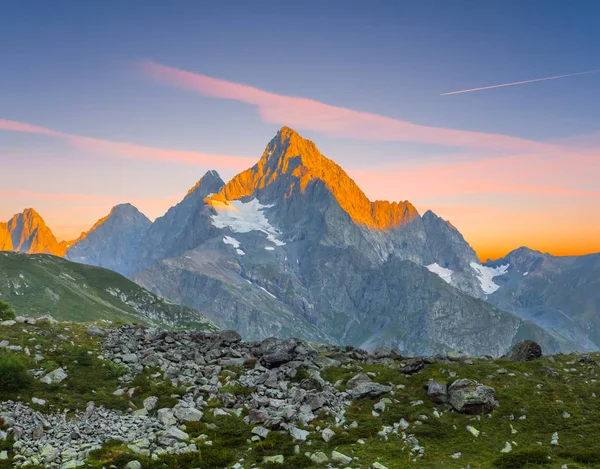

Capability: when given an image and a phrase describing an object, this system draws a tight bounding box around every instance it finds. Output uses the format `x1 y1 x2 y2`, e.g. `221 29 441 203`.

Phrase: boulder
86 326 105 337
157 408 177 426
260 338 298 367
331 450 352 464
506 341 542 362
173 406 203 422
426 379 447 404
163 427 189 441
346 372 371 390
399 357 426 375
219 330 242 343
448 379 498 414
143 396 159 411
347 382 392 400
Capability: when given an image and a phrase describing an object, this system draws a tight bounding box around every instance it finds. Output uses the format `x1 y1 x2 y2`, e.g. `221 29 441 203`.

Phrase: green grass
0 251 217 331
1 319 600 468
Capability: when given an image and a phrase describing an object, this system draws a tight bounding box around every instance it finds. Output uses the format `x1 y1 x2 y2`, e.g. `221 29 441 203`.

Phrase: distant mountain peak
186 170 225 197
2 208 65 256
211 127 419 230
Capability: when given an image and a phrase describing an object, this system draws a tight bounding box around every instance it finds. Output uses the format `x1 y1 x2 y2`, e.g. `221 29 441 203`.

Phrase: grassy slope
1 320 599 469
0 251 216 330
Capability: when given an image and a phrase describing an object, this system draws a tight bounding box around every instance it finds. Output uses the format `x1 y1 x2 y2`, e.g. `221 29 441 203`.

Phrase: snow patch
259 286 277 299
211 199 285 246
470 263 510 294
222 236 241 248
236 249 245 256
264 246 275 251
425 263 453 284
523 272 528 276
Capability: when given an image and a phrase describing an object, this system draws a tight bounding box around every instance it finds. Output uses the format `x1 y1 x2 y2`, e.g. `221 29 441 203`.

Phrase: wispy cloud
441 70 600 96
140 60 591 156
0 189 179 206
0 118 254 170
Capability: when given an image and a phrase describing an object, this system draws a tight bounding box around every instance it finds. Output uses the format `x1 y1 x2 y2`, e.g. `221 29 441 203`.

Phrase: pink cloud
140 60 595 157
0 118 254 170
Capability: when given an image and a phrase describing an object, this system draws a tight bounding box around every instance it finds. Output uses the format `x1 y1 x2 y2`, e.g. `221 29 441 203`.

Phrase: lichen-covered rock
448 379 499 414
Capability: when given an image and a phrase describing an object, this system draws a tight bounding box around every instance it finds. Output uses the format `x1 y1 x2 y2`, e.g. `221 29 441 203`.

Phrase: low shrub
0 353 33 391
0 300 15 321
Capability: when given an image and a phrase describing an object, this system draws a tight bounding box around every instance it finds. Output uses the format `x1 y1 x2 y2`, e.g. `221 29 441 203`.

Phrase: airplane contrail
441 69 600 96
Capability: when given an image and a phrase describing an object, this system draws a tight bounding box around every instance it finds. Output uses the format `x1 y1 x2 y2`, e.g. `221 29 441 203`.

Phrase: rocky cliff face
66 204 152 276
485 247 600 350
0 209 66 256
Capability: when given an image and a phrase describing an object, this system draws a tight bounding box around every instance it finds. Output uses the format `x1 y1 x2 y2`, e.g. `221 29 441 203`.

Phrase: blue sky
1 1 599 258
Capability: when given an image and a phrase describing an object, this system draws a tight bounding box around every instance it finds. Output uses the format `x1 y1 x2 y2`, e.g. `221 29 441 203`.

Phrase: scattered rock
173 406 203 422
346 372 371 389
310 452 329 464
289 426 310 441
448 379 498 414
506 340 542 362
347 382 392 400
321 428 335 442
40 367 68 385
399 357 426 375
143 396 158 411
501 442 512 453
86 326 105 337
163 427 189 441
331 450 352 464
426 379 447 404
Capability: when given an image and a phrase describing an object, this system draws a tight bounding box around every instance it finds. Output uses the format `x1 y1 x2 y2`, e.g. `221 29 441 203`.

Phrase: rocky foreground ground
0 316 599 469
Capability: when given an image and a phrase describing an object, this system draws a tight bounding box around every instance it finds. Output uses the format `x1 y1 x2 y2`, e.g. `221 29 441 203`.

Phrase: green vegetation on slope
0 299 15 320
0 251 217 330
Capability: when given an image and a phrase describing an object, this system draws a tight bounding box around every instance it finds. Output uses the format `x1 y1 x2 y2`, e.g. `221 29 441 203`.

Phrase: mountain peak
211 127 419 230
186 170 225 197
3 208 65 255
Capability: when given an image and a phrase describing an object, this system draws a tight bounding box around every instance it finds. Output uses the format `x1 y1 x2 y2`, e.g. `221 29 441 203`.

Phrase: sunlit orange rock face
210 126 418 231
1 208 67 256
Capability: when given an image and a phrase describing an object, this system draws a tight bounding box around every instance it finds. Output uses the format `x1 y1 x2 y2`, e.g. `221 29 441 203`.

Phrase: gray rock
400 357 426 375
289 426 310 441
173 406 203 422
143 396 158 411
426 379 448 404
251 426 270 439
121 353 138 364
157 408 177 426
346 372 371 390
260 338 298 367
321 428 335 442
40 368 68 384
347 382 392 400
331 450 352 464
125 461 142 469
506 341 542 362
448 379 499 414
163 427 189 441
86 326 105 337
310 452 329 464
